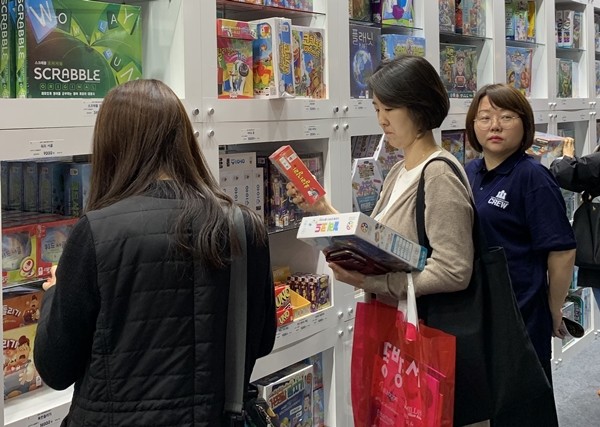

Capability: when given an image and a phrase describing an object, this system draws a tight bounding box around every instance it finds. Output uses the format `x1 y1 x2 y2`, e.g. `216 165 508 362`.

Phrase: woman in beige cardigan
288 56 487 426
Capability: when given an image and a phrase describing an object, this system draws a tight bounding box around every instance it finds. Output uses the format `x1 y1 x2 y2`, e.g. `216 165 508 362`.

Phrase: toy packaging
249 17 294 98
373 135 403 180
556 58 573 98
7 162 23 211
439 43 478 98
381 34 425 60
15 0 142 98
351 157 383 215
349 0 371 21
462 0 485 37
0 0 15 98
381 0 414 28
255 363 314 426
38 161 67 215
596 60 600 96
349 22 380 99
37 216 77 277
297 212 427 272
3 323 43 399
527 131 565 167
269 145 325 206
22 161 38 212
291 25 325 98
3 285 43 331
439 0 455 33
217 18 256 99
351 134 380 159
287 272 330 312
506 46 533 97
441 130 466 165
64 162 91 217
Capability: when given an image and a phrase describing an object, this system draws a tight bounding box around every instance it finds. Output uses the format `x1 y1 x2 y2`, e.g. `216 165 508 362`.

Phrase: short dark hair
465 84 535 153
367 55 449 133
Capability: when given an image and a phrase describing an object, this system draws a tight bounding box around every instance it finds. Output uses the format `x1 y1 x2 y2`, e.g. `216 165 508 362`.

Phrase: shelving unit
1 1 599 426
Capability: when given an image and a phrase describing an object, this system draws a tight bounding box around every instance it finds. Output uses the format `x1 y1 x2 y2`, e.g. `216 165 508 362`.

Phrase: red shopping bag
351 277 456 427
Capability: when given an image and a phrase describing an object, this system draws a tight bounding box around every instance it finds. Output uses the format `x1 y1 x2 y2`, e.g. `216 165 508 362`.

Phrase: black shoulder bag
415 157 558 427
572 192 600 278
223 207 279 427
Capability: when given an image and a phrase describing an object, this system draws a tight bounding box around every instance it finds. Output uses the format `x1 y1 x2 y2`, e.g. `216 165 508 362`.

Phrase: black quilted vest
64 195 230 426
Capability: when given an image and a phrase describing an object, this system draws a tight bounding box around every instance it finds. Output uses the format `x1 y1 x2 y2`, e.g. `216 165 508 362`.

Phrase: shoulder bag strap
224 206 248 416
415 157 487 257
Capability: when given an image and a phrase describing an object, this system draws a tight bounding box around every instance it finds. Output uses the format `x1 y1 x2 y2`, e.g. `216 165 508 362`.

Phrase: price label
25 409 64 427
561 114 568 122
463 99 473 109
304 100 319 112
82 100 102 116
241 128 260 142
579 113 587 121
29 139 65 157
353 100 367 111
304 125 320 137
559 99 568 108
448 119 459 129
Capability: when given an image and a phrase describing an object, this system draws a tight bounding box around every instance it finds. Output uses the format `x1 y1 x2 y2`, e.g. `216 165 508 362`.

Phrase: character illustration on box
23 295 40 324
558 61 572 97
439 0 453 31
3 335 39 398
453 51 467 92
383 0 413 22
352 48 374 97
254 42 273 89
292 31 306 95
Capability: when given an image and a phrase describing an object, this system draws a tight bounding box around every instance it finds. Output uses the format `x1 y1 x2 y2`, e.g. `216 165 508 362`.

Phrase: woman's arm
547 249 576 338
34 217 100 390
550 149 600 194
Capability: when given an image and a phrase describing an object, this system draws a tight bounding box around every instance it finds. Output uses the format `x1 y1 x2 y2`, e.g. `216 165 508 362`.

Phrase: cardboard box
64 162 91 217
16 0 142 98
37 216 77 278
2 223 38 286
269 145 325 205
255 363 314 425
217 19 255 99
3 323 43 399
3 286 43 331
297 212 427 272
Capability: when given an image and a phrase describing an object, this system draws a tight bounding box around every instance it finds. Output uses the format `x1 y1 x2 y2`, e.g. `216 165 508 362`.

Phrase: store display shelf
251 326 336 382
344 100 377 119
506 39 544 49
381 23 424 35
342 116 382 137
449 98 475 115
0 99 101 130
554 98 591 112
4 386 72 427
272 306 337 353
216 0 324 19
206 119 335 146
0 128 93 162
439 32 487 44
554 109 594 123
441 114 468 131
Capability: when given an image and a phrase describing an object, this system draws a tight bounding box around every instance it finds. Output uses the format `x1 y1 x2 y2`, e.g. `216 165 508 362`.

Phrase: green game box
1 0 15 98
15 0 142 98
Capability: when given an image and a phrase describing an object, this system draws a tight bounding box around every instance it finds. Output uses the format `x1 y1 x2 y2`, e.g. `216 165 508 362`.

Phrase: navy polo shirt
465 151 576 362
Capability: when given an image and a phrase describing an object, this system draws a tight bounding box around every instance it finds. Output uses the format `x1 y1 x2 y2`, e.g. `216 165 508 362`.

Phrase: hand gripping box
297 212 427 272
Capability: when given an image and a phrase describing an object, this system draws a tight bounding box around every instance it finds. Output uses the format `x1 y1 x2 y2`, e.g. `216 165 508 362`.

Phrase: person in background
464 83 576 382
550 139 600 290
34 79 276 427
288 55 488 426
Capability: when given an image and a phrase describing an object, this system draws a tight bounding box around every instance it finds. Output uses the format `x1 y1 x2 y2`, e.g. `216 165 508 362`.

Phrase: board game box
439 43 478 98
15 0 142 98
217 18 255 99
297 212 427 272
349 22 380 99
381 34 425 60
506 46 533 97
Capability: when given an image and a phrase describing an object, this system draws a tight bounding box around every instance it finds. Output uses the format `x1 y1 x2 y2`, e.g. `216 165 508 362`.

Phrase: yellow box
290 289 311 319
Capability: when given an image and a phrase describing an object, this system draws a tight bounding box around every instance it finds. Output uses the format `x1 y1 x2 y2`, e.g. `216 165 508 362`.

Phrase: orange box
4 324 43 399
276 305 294 327
3 286 43 331
274 284 291 310
268 145 325 205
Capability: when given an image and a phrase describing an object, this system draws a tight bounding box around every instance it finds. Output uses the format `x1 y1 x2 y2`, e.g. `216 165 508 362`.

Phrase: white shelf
272 306 337 352
4 386 72 427
554 330 599 368
0 128 93 161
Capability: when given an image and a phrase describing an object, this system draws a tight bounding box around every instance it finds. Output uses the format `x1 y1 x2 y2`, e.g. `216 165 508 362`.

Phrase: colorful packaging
269 145 325 205
15 0 142 98
441 130 466 165
22 161 38 212
3 286 43 331
349 0 371 21
351 157 383 215
506 46 533 97
3 323 43 399
38 161 67 214
439 0 455 33
297 212 427 272
0 0 15 98
439 43 478 98
462 0 485 37
217 18 255 99
250 17 294 98
64 162 91 217
2 223 37 286
37 216 77 277
349 23 380 99
381 34 425 60
381 0 414 28
291 25 325 98
7 162 23 210
373 135 403 180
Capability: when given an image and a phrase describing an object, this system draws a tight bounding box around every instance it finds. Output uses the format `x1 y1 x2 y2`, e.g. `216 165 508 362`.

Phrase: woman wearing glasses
465 84 576 382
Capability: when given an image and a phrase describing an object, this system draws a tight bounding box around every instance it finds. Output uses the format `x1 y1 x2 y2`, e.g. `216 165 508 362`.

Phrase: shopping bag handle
397 273 418 341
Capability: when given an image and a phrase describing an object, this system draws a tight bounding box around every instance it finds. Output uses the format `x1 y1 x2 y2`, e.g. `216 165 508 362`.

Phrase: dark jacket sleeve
244 211 276 384
550 153 600 195
34 216 100 390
